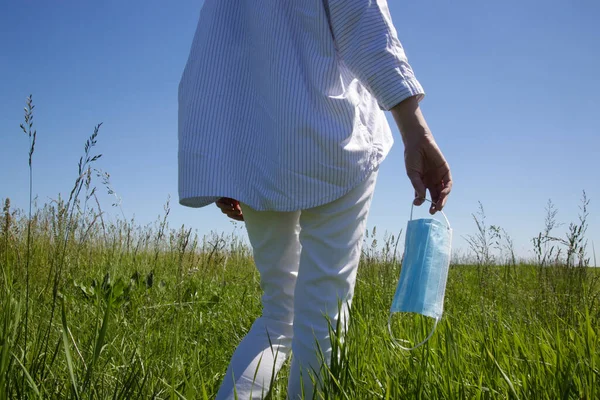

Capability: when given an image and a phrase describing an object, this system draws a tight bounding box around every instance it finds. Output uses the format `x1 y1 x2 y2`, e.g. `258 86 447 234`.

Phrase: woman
178 0 452 398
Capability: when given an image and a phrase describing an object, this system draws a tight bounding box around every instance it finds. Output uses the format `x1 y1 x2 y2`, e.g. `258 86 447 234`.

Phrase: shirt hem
178 151 385 212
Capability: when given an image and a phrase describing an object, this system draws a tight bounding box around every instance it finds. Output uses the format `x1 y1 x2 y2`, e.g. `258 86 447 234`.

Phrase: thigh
295 170 379 325
241 204 302 323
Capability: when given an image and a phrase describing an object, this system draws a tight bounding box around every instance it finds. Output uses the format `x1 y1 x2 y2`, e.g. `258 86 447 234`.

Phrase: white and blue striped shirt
178 0 425 211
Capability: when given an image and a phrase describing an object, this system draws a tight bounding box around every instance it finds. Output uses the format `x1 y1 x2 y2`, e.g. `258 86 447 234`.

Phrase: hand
404 135 452 215
391 96 452 215
216 197 244 221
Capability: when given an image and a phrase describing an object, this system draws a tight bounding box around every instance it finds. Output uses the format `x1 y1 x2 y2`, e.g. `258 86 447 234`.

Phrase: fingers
434 170 452 213
216 197 244 221
408 160 452 214
229 214 244 221
428 186 440 215
407 171 427 206
429 168 452 215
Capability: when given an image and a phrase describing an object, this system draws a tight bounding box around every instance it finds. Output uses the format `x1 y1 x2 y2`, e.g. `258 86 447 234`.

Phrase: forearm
392 95 452 212
390 95 431 147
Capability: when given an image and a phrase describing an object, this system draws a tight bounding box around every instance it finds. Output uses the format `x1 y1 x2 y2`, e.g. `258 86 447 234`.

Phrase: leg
216 206 301 400
287 170 378 399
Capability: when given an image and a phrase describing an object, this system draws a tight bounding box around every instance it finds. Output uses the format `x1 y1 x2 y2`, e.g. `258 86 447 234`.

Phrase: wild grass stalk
19 95 36 386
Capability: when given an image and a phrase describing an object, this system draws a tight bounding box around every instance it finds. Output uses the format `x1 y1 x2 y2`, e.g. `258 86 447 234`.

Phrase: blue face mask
388 201 452 350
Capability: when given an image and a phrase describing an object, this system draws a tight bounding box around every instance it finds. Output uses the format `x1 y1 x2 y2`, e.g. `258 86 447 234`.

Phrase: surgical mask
388 200 452 350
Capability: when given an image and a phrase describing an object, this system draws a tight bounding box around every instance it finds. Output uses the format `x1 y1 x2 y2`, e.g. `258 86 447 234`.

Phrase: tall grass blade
83 286 113 391
61 299 80 399
0 296 21 397
12 353 41 398
486 347 519 399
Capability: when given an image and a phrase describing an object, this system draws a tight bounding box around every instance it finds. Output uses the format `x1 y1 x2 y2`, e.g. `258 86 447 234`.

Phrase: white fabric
216 169 378 400
178 0 424 211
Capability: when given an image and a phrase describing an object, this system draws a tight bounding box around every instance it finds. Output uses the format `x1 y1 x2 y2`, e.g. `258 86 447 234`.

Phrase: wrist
390 96 431 147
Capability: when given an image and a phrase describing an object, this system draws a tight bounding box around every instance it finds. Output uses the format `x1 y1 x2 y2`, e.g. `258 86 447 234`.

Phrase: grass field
2 195 599 399
1 98 598 399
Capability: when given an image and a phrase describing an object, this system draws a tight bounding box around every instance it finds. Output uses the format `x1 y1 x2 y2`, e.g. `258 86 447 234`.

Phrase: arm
391 96 452 214
326 0 451 213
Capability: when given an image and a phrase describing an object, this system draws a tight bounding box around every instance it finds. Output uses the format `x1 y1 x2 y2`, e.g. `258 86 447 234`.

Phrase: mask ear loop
409 199 450 230
388 316 440 351
388 198 450 350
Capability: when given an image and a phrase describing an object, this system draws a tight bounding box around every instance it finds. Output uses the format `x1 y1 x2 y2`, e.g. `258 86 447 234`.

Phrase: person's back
178 0 423 211
178 1 452 398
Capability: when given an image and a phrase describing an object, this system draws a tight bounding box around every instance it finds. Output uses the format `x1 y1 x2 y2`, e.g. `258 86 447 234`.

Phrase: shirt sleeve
325 0 425 111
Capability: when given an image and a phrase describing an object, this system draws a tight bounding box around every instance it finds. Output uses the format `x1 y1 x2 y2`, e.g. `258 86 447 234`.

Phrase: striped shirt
178 0 425 211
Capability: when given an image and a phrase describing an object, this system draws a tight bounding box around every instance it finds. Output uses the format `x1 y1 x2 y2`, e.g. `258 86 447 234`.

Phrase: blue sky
1 0 599 262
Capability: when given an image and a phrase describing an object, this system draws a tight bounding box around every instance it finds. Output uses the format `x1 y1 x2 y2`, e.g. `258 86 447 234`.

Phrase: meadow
1 97 598 399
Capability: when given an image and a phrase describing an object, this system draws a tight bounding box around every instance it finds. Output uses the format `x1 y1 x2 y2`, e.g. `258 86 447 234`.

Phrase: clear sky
1 0 599 262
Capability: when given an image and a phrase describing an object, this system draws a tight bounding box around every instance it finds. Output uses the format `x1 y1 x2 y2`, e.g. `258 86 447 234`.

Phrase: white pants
215 170 378 400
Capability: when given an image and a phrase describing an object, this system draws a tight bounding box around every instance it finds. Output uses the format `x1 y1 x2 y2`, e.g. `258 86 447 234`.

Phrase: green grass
2 97 598 398
1 200 598 399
